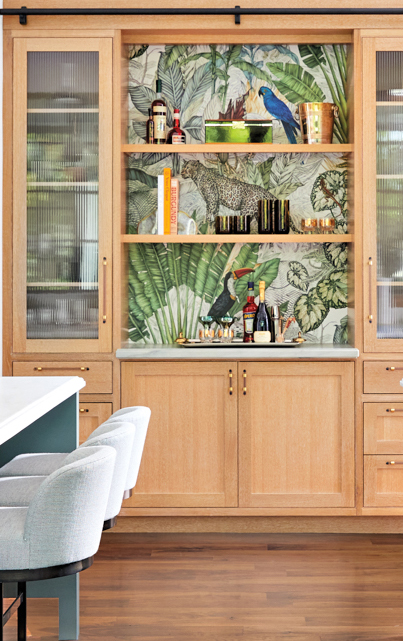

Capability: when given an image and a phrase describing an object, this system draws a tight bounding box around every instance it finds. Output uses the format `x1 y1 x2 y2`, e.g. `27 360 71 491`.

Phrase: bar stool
0 445 116 641
97 406 151 499
0 406 151 501
0 422 134 531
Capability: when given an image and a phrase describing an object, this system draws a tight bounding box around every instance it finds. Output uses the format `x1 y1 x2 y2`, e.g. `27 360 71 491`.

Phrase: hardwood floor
5 532 403 640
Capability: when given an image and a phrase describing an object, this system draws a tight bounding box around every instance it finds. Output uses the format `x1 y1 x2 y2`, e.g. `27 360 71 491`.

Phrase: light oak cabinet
239 362 355 508
121 361 355 511
364 456 403 507
121 362 238 508
79 402 112 443
12 360 113 394
12 37 113 354
364 403 403 454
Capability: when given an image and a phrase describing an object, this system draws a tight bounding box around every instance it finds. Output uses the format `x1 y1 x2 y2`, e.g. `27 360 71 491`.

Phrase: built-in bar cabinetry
6 6 403 528
121 360 355 513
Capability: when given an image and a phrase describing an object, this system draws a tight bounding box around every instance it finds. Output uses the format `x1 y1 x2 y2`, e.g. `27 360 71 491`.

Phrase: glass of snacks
199 316 215 343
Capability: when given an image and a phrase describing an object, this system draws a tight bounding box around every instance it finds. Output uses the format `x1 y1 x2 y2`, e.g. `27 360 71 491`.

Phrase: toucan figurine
208 268 255 317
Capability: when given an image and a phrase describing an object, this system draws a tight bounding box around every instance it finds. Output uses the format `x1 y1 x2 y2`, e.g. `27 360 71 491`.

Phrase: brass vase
298 102 339 144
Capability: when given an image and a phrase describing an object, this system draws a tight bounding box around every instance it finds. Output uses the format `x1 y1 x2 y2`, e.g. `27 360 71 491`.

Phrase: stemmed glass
199 316 215 342
216 316 235 343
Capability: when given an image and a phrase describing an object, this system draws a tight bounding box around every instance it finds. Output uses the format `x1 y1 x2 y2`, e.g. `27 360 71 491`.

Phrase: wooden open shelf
122 143 353 154
122 234 353 244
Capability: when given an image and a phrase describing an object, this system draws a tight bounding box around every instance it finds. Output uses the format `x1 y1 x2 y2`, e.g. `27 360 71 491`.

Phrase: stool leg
1 583 3 641
17 582 26 641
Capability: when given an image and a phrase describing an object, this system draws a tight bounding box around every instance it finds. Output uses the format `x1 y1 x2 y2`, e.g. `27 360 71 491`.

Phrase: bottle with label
151 79 167 145
146 108 154 144
243 282 258 343
253 280 271 342
166 109 186 144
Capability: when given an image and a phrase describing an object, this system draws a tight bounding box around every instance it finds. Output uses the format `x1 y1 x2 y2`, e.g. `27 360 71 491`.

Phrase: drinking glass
216 316 235 343
199 316 214 342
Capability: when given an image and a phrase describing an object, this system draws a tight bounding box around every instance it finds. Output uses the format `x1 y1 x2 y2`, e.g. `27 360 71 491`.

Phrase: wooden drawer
364 455 403 506
79 402 113 444
364 403 403 454
364 362 403 394
13 361 113 394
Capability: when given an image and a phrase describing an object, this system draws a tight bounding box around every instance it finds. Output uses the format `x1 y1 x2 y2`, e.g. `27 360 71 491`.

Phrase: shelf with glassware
122 143 353 154
121 234 353 244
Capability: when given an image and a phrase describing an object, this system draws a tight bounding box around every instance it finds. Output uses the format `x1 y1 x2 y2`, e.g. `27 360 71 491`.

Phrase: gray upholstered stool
0 422 135 531
0 406 151 502
0 445 116 641
98 406 151 499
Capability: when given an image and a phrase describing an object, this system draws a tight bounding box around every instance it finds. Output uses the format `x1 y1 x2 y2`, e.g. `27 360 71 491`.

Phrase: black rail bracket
19 6 27 25
235 5 241 24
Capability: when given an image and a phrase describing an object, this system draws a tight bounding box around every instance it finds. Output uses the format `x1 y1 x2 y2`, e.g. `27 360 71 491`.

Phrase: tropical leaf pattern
128 43 347 144
126 43 349 345
128 241 348 345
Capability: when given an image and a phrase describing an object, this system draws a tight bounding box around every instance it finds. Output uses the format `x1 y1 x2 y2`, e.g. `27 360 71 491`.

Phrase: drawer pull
385 367 403 371
229 369 233 396
34 366 89 372
79 408 89 413
386 408 403 413
243 370 247 396
386 461 403 465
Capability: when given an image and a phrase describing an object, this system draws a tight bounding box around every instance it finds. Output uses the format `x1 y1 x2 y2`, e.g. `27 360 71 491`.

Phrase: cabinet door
363 37 403 351
79 402 112 443
13 38 112 353
239 362 355 508
121 362 238 508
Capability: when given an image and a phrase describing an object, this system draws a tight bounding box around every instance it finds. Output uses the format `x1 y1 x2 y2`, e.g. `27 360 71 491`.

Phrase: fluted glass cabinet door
13 39 112 353
364 38 403 352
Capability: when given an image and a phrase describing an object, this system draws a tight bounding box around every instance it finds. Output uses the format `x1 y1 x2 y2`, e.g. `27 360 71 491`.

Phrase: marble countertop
116 343 359 360
0 376 86 445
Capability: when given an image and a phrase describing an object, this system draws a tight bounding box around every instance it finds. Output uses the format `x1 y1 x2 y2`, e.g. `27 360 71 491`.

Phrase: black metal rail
3 5 403 26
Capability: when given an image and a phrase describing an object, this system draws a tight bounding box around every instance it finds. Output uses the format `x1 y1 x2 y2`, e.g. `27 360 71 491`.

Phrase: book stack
157 168 179 235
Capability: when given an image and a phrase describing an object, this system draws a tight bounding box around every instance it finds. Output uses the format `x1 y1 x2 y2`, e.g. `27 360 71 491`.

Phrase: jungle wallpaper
126 44 349 345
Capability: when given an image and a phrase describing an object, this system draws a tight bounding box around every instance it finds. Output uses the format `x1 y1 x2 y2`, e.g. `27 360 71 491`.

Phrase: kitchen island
0 376 85 641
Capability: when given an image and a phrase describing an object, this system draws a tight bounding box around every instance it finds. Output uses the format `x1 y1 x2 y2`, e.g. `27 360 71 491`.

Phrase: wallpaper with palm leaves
127 43 349 345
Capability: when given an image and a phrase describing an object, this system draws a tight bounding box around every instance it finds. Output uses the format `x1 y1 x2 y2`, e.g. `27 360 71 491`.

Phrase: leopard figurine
181 160 274 222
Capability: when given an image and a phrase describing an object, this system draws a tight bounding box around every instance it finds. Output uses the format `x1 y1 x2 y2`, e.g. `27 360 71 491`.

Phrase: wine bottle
253 280 271 342
166 109 186 144
151 79 167 145
242 282 258 343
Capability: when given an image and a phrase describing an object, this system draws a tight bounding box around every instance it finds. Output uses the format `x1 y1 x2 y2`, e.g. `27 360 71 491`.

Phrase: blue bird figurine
259 87 300 144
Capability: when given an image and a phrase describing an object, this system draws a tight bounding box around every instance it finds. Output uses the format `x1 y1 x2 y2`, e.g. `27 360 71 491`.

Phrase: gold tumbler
298 103 339 145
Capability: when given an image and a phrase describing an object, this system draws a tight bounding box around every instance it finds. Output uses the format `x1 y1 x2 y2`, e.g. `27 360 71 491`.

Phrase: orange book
163 167 171 235
170 178 179 235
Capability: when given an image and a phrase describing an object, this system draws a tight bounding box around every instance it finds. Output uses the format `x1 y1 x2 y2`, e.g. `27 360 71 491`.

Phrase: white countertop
116 343 359 360
0 377 86 445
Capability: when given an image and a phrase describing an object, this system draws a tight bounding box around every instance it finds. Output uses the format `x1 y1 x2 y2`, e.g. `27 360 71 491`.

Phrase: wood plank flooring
5 533 403 640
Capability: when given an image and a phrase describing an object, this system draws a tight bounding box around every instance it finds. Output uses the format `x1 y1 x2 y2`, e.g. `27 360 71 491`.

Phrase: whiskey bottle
151 79 167 144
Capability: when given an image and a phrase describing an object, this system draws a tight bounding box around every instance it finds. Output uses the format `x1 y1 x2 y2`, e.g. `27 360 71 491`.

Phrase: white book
157 174 164 235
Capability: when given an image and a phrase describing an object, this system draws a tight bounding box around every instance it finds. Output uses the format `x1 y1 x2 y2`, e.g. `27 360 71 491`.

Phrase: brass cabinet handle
386 461 403 465
102 257 107 324
368 257 373 323
243 369 247 396
386 408 403 413
34 367 89 372
79 408 89 413
386 367 403 371
229 369 233 395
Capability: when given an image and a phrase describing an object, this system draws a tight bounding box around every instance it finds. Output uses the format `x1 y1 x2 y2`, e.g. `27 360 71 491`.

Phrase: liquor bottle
253 280 271 341
242 282 258 343
166 109 186 144
146 108 154 144
151 79 167 145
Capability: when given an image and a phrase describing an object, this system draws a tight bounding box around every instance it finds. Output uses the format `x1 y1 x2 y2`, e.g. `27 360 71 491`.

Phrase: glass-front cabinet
364 37 403 352
13 38 112 353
